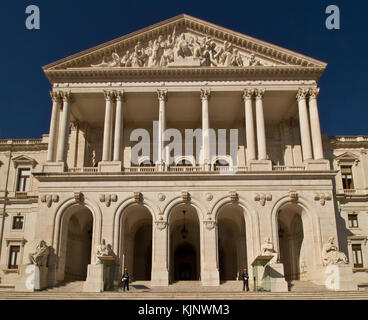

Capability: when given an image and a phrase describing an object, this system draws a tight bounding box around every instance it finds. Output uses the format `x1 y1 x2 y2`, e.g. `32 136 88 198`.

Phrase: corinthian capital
296 88 308 102
255 88 265 100
61 91 72 103
116 90 125 102
50 91 62 102
309 88 320 99
242 89 254 101
103 90 115 102
157 89 168 102
200 89 211 101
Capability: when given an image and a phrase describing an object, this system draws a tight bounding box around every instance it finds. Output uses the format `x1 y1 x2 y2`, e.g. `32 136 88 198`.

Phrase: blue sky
0 0 367 138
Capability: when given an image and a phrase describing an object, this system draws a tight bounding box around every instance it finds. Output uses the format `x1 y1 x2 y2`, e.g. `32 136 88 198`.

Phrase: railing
333 136 368 143
343 189 356 195
68 167 98 173
273 165 306 171
0 138 43 145
168 166 202 172
64 165 307 174
124 167 156 173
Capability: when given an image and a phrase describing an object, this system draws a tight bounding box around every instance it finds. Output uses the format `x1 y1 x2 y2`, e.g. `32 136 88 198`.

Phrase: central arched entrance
59 205 94 281
120 204 153 281
217 204 247 281
169 204 200 283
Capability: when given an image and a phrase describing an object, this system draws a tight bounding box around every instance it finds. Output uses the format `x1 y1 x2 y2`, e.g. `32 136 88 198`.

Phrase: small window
348 214 359 228
17 168 31 192
139 160 153 167
12 216 24 230
352 244 363 268
177 160 192 167
8 246 20 269
341 166 354 190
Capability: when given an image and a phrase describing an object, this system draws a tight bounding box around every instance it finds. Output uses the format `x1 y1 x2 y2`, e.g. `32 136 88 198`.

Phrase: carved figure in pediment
120 50 131 67
230 49 244 67
91 52 120 68
248 53 262 66
200 41 218 67
176 33 193 59
131 43 144 67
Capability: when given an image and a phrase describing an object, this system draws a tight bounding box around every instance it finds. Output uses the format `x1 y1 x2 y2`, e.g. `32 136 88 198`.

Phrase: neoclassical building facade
0 15 367 291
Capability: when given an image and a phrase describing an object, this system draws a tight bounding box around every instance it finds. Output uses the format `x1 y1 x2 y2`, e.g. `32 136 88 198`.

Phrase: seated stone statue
29 240 49 267
261 237 278 263
322 237 348 266
96 239 119 264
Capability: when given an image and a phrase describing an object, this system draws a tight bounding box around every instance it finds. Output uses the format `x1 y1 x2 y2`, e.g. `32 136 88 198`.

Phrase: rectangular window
348 214 359 228
352 244 363 268
12 216 24 230
341 166 354 190
8 246 20 269
17 169 31 192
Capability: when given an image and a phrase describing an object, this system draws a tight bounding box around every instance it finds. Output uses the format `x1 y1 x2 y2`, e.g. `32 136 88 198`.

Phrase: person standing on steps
242 268 249 292
122 268 130 292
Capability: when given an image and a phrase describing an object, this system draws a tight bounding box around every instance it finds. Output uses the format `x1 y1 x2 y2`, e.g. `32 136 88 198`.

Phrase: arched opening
120 205 152 281
62 206 93 281
217 204 247 281
213 159 230 171
277 204 304 282
176 159 192 167
169 204 200 282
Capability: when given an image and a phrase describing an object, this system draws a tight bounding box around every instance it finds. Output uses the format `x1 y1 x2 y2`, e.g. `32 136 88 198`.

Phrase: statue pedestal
83 256 119 292
268 263 289 292
252 255 288 292
324 264 357 291
15 265 48 292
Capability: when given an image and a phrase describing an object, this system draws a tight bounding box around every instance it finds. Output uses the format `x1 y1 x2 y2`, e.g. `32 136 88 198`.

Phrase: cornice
45 66 325 83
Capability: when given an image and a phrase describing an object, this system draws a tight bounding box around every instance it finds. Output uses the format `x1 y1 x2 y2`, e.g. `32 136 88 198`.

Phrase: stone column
56 91 71 162
113 91 124 161
151 221 169 286
157 89 167 171
255 89 267 160
242 89 256 161
296 88 313 161
200 89 211 170
102 91 114 161
47 91 61 162
308 88 324 160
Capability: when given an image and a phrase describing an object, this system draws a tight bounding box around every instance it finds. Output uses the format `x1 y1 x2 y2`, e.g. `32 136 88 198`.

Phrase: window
177 160 192 167
12 216 24 230
341 166 354 189
139 160 153 167
352 244 363 268
8 246 20 269
17 168 31 192
348 214 359 228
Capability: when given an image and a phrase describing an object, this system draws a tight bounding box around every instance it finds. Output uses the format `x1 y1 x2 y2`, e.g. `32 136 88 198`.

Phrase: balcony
64 165 309 174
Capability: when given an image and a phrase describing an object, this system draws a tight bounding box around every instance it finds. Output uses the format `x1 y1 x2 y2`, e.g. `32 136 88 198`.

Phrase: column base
201 268 220 286
98 161 123 173
15 265 49 291
305 159 330 171
39 162 66 173
151 268 169 286
248 160 272 171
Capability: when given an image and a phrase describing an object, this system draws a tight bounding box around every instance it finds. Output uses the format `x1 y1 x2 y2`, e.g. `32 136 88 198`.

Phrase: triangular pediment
12 155 38 168
334 152 360 162
43 14 326 75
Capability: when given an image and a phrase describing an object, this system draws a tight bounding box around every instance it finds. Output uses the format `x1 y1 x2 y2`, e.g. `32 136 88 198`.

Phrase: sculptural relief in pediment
90 28 277 69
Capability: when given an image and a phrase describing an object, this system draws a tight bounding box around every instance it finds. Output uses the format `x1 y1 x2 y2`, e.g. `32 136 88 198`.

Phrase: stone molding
254 193 272 206
99 194 118 207
314 192 331 206
40 194 59 208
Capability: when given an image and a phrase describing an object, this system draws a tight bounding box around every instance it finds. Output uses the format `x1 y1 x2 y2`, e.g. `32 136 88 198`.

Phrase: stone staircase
289 280 330 292
1 280 368 300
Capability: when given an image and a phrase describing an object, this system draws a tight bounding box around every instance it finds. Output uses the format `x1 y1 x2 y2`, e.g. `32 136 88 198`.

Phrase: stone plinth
201 268 220 286
268 263 289 292
98 161 122 173
83 264 103 292
324 264 358 291
15 265 48 291
305 159 330 171
249 160 272 171
40 162 66 173
151 268 169 286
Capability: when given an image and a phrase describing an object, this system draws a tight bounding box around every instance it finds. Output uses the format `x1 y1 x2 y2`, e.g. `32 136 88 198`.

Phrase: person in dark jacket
122 268 130 292
242 268 249 292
